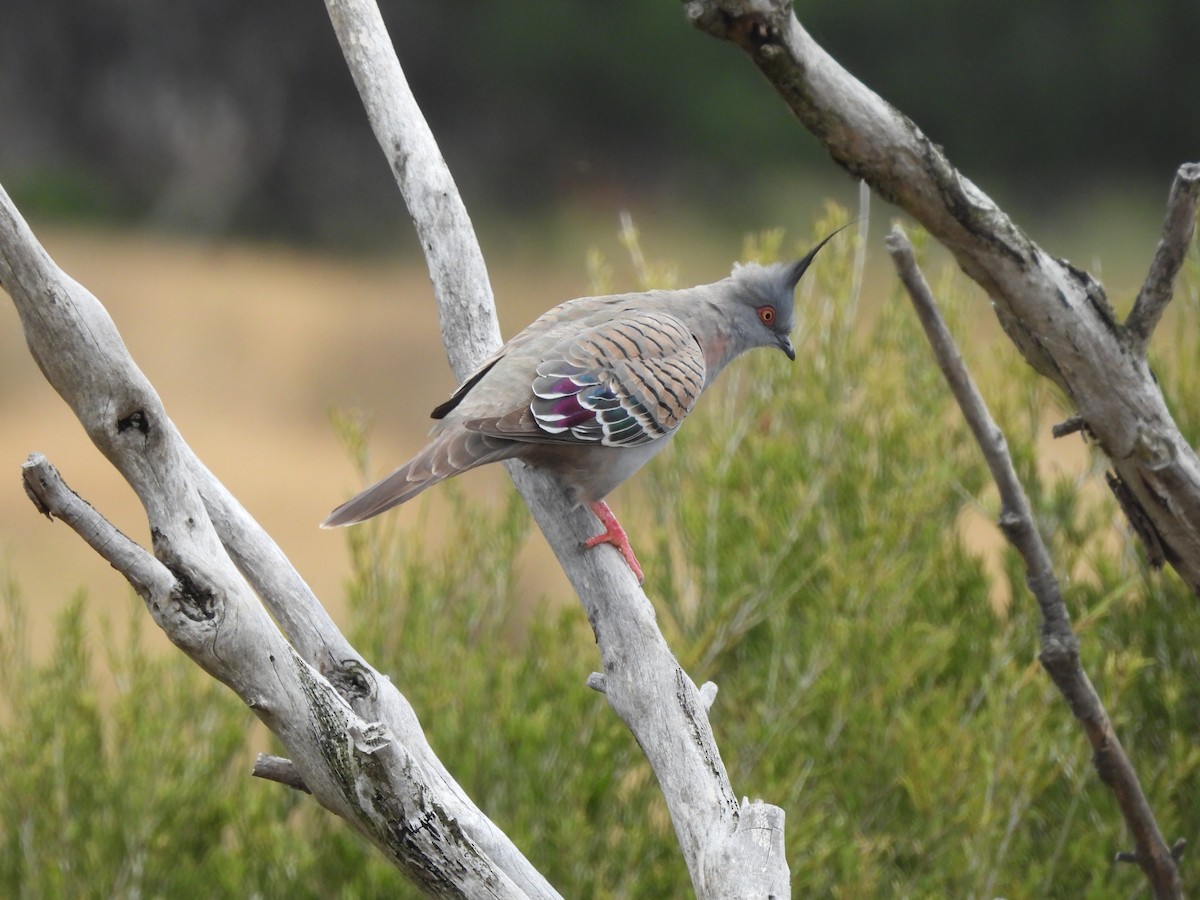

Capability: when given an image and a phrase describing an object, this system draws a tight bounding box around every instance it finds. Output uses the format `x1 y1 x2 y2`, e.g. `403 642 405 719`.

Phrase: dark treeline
0 1 1196 242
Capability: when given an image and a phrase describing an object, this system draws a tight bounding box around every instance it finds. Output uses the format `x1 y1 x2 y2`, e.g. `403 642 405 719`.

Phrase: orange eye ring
757 305 776 326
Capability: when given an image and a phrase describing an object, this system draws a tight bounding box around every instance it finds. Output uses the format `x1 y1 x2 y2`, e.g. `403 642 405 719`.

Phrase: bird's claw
584 500 645 584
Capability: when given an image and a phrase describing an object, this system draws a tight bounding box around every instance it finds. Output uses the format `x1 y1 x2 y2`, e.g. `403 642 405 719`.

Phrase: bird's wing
430 354 503 420
465 311 706 447
429 297 593 421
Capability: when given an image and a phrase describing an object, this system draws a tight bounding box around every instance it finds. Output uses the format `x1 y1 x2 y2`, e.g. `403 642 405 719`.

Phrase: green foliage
632 209 1200 895
0 582 408 898
340 489 686 897
1 587 271 896
1156 234 1200 448
3 211 1200 896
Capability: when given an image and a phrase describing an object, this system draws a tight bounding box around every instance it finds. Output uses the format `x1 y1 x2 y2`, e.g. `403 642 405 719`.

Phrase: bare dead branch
1126 163 1200 355
1051 416 1087 440
887 225 1183 900
325 0 789 894
1106 470 1169 569
21 453 176 601
253 754 312 794
0 179 554 899
1118 839 1188 868
182 452 560 895
685 0 1200 597
322 0 499 380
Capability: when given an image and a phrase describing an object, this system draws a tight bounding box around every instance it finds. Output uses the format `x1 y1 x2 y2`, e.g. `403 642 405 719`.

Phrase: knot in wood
734 13 777 48
325 658 375 702
1134 429 1175 471
116 408 151 436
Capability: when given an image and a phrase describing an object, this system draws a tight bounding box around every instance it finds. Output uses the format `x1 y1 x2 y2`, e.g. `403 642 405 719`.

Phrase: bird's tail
321 427 519 527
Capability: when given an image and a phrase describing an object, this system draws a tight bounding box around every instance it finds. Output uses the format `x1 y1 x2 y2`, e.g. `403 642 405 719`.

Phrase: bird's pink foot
584 500 645 584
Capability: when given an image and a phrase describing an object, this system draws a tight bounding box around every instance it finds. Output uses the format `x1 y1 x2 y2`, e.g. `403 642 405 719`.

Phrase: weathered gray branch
686 0 1200 596
323 0 499 379
1 4 787 896
1127 162 1200 355
0 182 555 899
887 226 1183 900
325 0 787 894
253 754 312 794
22 453 174 600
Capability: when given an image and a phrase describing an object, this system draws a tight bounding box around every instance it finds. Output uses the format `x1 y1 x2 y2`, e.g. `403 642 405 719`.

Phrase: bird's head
725 224 849 361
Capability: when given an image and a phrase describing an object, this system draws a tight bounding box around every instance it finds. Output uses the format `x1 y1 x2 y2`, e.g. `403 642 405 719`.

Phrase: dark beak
778 333 796 361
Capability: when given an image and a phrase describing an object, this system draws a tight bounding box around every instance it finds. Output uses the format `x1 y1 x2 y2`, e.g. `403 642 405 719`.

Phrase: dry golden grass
1 218 1145 662
0 225 594 659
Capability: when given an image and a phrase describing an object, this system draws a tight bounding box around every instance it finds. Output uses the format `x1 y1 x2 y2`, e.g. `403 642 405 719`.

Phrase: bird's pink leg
584 500 645 584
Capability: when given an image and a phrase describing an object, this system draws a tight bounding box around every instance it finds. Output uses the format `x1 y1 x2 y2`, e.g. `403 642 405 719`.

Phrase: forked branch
2 1 790 894
887 226 1183 900
686 0 1200 596
1126 162 1200 355
1 206 551 895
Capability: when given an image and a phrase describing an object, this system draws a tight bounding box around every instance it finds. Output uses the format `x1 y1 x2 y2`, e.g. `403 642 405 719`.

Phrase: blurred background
1 2 1198 240
4 5 1200 896
1 0 1198 648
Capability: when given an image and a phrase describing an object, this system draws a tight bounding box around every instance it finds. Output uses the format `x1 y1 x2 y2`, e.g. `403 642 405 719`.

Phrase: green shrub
1 212 1197 896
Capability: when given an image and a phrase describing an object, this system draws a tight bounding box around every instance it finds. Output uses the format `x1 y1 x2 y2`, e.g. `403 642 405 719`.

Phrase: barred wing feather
467 312 706 447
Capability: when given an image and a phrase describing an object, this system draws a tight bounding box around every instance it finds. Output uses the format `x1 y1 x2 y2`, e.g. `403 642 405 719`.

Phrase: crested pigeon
323 228 843 583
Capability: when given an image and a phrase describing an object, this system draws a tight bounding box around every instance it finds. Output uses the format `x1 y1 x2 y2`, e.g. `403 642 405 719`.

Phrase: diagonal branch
323 0 500 379
253 754 313 794
1 2 789 892
685 0 1200 598
1126 162 1200 356
22 452 177 602
0 180 555 898
324 0 788 894
887 225 1183 900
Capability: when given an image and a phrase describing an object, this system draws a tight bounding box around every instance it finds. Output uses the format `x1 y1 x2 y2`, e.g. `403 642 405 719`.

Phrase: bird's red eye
757 305 776 326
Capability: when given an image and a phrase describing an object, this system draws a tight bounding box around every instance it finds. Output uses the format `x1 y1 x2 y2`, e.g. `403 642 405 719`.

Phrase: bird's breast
522 436 675 505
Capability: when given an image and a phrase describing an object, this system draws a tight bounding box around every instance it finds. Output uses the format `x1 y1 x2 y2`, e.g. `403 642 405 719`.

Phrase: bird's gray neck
686 282 747 386
640 280 750 387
